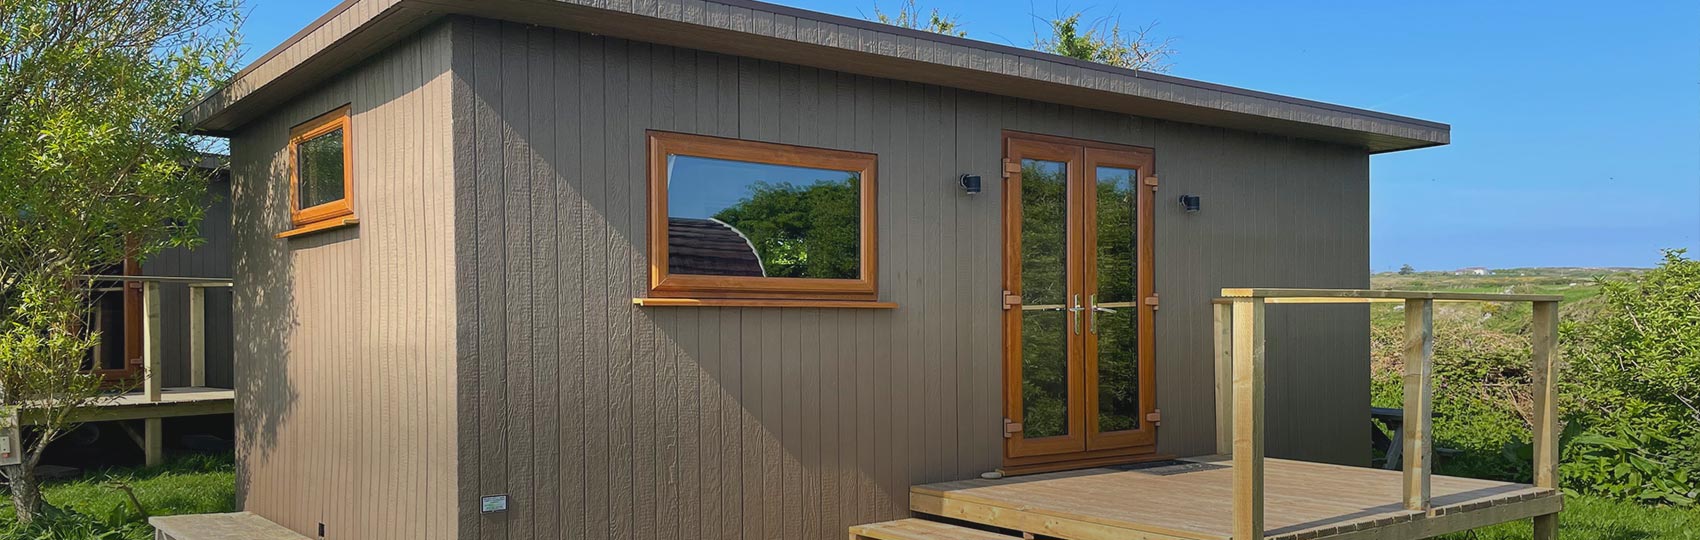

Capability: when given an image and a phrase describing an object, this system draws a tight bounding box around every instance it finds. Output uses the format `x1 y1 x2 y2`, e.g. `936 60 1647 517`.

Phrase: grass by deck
0 453 234 539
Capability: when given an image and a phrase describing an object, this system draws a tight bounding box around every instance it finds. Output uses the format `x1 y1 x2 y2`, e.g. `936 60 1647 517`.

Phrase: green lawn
1439 495 1700 540
0 453 235 540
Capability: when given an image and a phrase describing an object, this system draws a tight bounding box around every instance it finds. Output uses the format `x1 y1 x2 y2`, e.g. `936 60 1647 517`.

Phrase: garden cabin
163 0 1566 539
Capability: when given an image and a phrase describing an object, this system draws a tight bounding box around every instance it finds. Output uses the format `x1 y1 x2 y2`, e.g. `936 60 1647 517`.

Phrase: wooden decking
23 387 235 425
910 457 1562 540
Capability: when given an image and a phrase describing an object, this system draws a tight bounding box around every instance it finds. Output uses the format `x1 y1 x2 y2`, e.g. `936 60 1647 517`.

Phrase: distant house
1455 267 1491 275
161 1 1559 540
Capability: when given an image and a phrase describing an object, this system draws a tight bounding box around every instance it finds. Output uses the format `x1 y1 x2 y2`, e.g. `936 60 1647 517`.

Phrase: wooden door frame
1082 146 1158 451
1001 135 1088 459
1001 130 1158 472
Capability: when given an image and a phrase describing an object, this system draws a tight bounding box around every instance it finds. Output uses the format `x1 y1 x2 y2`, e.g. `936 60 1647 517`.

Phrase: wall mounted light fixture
1179 194 1201 213
959 174 982 195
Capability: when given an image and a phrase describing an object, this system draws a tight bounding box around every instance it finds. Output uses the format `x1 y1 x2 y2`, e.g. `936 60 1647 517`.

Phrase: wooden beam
1531 300 1562 540
1213 302 1233 455
142 282 162 402
188 285 207 387
1531 300 1560 489
1402 299 1434 511
143 417 163 467
1219 288 1562 303
1231 299 1265 540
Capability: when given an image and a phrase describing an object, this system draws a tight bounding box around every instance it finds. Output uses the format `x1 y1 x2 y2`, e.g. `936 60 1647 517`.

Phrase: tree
870 0 966 36
713 177 863 279
1036 13 1175 73
0 0 239 522
866 2 1177 73
1399 264 1416 275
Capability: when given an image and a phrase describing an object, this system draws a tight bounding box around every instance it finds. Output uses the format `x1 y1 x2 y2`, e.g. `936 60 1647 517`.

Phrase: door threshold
1000 452 1176 477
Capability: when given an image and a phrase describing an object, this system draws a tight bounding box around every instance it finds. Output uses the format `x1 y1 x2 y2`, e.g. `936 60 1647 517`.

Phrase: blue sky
241 0 1700 270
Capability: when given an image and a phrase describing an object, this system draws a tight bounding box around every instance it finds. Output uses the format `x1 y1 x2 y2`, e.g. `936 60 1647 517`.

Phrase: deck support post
1230 298 1265 540
1213 301 1234 455
142 282 162 402
1401 299 1434 511
188 285 206 387
143 417 163 467
1531 300 1561 539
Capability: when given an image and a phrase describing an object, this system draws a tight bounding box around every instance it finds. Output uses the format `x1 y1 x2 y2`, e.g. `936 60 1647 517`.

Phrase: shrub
1561 250 1700 504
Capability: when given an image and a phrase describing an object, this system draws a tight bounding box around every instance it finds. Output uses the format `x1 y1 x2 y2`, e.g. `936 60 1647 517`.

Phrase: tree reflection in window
667 155 861 280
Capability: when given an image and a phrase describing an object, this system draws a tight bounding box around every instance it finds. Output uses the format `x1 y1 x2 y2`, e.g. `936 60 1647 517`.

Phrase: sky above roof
239 0 1700 271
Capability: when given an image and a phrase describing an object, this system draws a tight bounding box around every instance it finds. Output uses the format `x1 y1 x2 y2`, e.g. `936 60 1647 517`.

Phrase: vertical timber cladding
228 23 459 540
451 17 1369 540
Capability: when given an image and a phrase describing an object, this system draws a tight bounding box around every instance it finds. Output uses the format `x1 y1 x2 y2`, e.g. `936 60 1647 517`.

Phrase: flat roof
188 0 1449 152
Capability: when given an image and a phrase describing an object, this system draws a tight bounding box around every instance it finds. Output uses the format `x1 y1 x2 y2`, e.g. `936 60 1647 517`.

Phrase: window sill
277 217 359 239
632 298 898 309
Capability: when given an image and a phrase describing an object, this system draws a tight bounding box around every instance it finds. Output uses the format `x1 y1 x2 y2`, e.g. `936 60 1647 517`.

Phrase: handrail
1212 288 1561 540
79 274 232 400
78 274 232 287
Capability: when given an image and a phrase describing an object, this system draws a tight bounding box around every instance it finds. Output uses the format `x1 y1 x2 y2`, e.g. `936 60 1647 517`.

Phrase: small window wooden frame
647 131 879 302
283 105 355 236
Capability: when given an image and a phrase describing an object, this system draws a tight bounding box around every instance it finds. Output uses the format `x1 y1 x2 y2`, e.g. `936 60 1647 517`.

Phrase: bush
1371 250 1700 505
1561 250 1700 505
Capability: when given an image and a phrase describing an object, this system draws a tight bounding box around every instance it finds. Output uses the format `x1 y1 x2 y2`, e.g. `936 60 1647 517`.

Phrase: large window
284 105 354 236
647 131 878 301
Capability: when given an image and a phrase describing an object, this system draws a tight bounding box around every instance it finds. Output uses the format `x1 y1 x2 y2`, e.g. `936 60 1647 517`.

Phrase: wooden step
850 518 1017 540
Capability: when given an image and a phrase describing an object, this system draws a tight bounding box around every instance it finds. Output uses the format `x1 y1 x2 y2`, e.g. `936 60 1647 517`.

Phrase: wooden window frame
284 105 355 235
646 130 879 301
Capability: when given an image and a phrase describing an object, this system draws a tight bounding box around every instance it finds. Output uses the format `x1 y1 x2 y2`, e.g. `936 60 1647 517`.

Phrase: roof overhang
189 0 1449 153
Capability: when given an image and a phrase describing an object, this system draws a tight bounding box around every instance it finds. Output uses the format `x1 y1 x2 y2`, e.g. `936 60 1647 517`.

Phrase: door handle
1090 294 1118 334
1068 294 1084 334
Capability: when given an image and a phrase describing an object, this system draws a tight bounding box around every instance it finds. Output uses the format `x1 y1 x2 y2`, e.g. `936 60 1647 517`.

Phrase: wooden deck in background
22 387 234 425
911 457 1561 540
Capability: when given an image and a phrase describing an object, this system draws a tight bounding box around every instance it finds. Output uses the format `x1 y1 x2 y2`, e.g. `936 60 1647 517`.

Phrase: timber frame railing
1212 288 1563 540
81 275 234 397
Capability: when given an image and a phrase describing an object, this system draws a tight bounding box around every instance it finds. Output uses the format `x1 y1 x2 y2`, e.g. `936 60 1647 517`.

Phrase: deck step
851 518 1017 540
150 512 308 540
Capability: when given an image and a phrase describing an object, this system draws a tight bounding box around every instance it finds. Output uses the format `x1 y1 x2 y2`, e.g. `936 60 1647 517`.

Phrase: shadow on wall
230 154 301 503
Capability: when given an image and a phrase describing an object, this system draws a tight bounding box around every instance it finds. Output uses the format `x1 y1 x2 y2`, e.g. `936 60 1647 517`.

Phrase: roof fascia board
190 0 1449 152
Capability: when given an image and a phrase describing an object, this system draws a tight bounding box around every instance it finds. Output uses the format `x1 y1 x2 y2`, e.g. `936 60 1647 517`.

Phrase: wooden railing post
1531 300 1561 539
1402 299 1434 511
142 281 163 403
1231 298 1265 540
1214 301 1234 455
188 285 207 388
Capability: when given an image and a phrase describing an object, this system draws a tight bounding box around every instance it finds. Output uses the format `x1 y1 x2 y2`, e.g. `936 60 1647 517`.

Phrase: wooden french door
1002 132 1156 470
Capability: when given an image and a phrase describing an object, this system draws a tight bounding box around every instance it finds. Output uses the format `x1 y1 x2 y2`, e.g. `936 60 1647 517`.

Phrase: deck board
910 457 1560 540
23 387 235 425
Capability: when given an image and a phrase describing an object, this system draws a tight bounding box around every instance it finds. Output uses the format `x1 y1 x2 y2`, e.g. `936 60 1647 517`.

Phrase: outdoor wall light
1179 194 1201 213
959 174 982 195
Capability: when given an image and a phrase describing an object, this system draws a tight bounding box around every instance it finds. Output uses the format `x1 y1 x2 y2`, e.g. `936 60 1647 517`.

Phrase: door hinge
1002 290 1022 311
1146 409 1163 426
1144 294 1160 311
1002 159 1022 179
1003 418 1023 438
1144 174 1159 191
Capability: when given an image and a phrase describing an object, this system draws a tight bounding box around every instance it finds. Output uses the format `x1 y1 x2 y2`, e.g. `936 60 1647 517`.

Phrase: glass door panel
1005 140 1087 459
1085 156 1155 449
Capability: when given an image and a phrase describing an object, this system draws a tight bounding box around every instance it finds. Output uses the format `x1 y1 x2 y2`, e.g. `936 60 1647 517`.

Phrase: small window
647 131 878 301
285 105 354 233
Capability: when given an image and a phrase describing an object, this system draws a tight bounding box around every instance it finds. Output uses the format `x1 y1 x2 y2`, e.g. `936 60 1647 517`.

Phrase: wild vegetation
867 0 1176 72
1370 252 1700 506
0 0 239 522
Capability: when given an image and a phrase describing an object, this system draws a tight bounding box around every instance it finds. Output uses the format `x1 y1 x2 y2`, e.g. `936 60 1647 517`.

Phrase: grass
0 453 235 540
1437 495 1700 540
